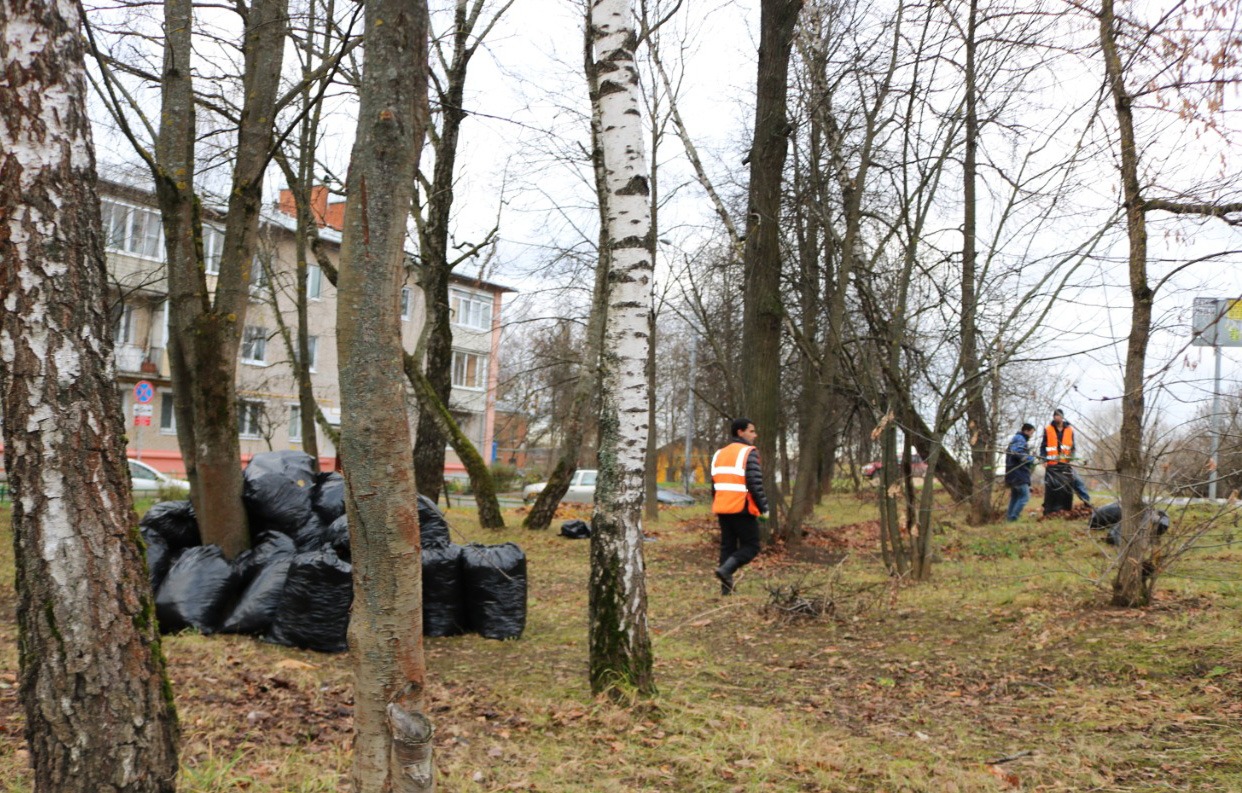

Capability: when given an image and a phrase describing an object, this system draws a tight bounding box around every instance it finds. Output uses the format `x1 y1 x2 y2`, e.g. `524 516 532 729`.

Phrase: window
161 301 170 348
400 287 412 321
250 256 271 294
293 336 318 372
203 225 224 275
113 304 135 345
241 326 267 364
239 399 265 439
307 264 322 299
100 198 163 260
450 289 492 331
159 392 176 433
289 404 302 442
451 350 487 390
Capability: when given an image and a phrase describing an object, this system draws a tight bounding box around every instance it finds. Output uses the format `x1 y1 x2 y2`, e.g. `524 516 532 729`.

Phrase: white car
522 468 696 507
523 468 598 504
127 459 191 495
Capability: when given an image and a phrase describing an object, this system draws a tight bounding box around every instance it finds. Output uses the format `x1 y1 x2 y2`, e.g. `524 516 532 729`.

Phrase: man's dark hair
730 417 753 437
1022 422 1035 432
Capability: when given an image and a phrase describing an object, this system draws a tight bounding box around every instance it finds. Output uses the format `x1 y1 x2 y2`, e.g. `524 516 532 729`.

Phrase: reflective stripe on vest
712 442 759 515
1045 424 1074 465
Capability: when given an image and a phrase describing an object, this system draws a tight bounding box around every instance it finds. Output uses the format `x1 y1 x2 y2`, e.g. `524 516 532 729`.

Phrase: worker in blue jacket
1004 423 1036 521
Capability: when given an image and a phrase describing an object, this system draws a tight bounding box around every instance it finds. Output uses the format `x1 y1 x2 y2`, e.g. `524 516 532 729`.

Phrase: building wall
99 182 508 480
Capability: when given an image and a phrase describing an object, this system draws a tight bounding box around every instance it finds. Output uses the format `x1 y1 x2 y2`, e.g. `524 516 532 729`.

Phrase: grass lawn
2 492 1242 791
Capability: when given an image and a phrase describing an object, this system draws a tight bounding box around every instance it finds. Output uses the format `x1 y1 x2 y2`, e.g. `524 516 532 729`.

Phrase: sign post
1191 299 1242 499
133 381 154 462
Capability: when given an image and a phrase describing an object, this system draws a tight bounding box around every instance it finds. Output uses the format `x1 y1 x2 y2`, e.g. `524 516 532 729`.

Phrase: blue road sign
134 380 155 404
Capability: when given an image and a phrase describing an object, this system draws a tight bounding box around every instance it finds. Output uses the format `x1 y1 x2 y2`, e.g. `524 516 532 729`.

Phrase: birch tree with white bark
0 0 180 787
586 0 656 699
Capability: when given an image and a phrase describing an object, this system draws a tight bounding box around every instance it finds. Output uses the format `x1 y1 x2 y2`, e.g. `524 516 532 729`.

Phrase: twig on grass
986 749 1035 765
653 601 749 641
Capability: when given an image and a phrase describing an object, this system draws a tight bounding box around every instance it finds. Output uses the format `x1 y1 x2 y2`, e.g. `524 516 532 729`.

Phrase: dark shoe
715 559 739 595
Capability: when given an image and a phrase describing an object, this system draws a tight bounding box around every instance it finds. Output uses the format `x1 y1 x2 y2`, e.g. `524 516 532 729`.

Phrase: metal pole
683 340 697 494
1210 343 1222 500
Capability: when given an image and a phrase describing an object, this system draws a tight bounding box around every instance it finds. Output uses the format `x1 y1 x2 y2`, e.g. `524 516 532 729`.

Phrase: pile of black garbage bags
1089 501 1171 545
140 451 526 652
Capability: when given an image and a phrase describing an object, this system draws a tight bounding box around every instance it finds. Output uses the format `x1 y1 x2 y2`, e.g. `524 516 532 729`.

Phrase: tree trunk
587 0 655 700
335 0 434 787
405 351 505 529
153 0 290 558
1100 0 1153 607
741 0 803 542
412 261 453 502
960 0 994 525
0 0 180 785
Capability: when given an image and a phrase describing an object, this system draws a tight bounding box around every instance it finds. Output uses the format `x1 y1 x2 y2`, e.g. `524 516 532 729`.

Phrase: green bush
489 463 520 492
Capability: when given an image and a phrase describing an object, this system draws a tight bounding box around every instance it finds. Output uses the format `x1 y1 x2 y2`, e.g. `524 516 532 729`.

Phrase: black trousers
718 512 761 569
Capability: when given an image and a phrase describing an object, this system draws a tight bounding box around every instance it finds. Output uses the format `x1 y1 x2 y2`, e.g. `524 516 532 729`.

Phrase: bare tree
1095 0 1242 606
741 0 803 541
411 0 512 503
0 0 179 786
85 0 292 557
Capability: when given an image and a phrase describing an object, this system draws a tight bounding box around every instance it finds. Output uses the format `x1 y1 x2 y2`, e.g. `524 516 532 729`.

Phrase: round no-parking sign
134 380 154 404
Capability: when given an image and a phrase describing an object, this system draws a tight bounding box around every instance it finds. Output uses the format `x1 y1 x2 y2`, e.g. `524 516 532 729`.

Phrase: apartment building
101 180 510 478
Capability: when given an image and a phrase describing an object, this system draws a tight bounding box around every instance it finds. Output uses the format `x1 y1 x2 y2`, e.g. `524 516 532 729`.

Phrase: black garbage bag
313 472 346 525
243 451 316 535
461 543 526 640
140 500 200 551
155 545 238 634
293 514 328 551
267 549 353 653
1090 502 1122 530
247 449 318 482
1153 509 1171 535
233 531 298 584
422 544 467 637
294 515 351 561
221 558 293 635
1105 508 1172 545
1043 465 1074 515
418 494 451 549
141 527 173 592
560 519 591 539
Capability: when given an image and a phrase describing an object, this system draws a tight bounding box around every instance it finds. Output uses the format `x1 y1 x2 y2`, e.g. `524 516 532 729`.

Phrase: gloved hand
758 512 769 523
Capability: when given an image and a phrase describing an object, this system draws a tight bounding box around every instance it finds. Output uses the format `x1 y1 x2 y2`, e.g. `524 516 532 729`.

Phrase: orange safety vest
1044 424 1074 465
711 442 760 516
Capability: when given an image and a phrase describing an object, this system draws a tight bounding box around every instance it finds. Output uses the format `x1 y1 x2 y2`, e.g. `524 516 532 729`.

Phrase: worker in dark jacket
710 418 769 595
1004 423 1036 521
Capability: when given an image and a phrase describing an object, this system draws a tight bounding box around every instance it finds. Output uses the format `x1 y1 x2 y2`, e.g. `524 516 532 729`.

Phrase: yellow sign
1229 300 1242 321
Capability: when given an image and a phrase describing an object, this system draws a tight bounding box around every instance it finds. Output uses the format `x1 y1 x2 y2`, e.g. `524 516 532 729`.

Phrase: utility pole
682 339 697 494
1210 342 1222 500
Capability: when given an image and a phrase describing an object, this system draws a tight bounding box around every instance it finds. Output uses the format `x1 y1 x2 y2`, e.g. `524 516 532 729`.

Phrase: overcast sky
85 0 1242 443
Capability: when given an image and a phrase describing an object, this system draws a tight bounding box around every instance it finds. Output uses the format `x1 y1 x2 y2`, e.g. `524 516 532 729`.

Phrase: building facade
101 180 509 478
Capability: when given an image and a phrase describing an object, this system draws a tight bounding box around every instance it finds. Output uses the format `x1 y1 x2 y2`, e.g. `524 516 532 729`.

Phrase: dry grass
3 492 1242 791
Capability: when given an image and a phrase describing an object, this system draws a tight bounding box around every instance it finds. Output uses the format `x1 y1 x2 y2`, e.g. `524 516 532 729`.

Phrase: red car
862 454 928 479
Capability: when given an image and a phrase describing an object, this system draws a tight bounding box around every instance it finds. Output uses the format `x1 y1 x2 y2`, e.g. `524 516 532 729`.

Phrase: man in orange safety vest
710 418 769 595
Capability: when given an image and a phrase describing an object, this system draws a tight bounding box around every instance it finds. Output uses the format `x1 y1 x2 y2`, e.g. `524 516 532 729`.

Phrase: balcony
114 345 165 375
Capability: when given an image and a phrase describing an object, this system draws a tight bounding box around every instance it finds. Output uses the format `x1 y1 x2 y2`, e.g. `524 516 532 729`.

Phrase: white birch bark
0 0 179 786
587 0 655 698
